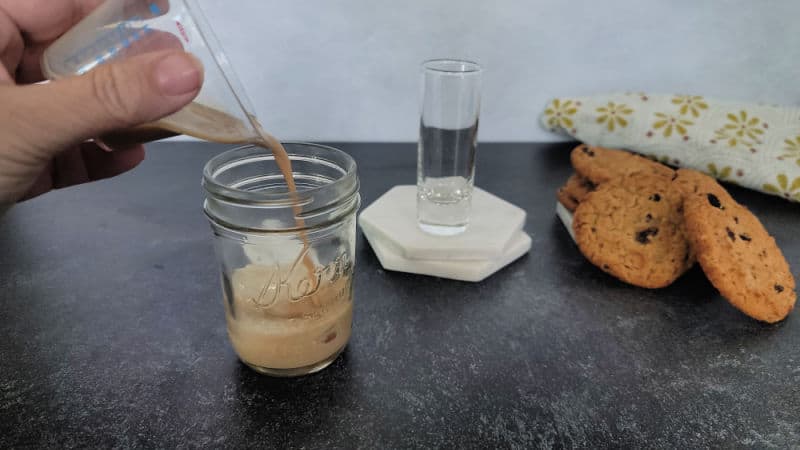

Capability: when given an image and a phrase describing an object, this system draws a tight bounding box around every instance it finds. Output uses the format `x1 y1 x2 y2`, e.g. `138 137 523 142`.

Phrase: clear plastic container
203 143 361 377
42 0 260 146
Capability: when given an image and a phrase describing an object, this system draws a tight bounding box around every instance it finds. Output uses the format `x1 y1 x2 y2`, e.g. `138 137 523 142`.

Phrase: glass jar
203 143 360 377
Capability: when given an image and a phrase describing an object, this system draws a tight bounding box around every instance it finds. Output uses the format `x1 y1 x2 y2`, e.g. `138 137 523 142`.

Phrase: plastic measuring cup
42 0 260 146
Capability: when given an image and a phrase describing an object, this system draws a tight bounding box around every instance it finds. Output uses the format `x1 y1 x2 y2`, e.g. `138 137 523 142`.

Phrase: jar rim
202 142 358 206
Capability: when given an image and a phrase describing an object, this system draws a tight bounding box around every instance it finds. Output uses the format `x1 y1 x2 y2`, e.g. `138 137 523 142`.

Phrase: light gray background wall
195 0 800 142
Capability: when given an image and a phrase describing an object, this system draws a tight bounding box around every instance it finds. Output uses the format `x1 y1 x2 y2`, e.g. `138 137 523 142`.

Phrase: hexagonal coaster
358 185 526 261
362 218 531 282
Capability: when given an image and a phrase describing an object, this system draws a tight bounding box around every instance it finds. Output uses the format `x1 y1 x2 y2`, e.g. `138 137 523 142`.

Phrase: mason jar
203 143 360 377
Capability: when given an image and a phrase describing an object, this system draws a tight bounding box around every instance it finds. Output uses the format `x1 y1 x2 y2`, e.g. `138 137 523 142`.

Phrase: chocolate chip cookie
557 173 596 212
572 172 694 288
672 168 731 199
571 144 675 185
682 175 796 323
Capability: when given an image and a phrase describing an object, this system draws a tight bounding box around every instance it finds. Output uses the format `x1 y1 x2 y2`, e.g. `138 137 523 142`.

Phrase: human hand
0 0 203 204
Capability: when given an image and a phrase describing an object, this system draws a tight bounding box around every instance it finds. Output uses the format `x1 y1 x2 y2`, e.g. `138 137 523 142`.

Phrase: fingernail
94 139 115 153
154 53 203 96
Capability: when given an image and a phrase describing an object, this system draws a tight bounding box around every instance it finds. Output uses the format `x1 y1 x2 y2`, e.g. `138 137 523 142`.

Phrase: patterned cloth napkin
540 93 800 202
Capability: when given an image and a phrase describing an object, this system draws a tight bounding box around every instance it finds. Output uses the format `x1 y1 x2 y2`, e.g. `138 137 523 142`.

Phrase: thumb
9 50 203 157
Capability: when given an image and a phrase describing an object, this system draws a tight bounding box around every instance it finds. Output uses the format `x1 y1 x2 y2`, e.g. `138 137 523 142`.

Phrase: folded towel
540 93 800 202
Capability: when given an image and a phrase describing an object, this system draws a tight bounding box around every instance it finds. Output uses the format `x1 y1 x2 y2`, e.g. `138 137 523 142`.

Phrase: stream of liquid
102 102 317 284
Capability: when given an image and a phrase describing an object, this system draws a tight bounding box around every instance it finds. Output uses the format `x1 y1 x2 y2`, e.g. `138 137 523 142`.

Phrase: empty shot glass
417 59 482 236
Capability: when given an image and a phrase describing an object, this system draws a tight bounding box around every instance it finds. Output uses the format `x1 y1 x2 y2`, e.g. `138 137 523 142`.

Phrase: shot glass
417 59 482 236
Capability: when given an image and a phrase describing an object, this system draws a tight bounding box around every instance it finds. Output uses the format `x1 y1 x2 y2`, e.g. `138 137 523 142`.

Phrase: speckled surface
1 142 799 448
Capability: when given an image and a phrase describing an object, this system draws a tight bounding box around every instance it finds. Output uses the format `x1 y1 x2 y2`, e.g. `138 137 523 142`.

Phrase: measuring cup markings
69 3 163 73
73 20 149 72
175 20 190 44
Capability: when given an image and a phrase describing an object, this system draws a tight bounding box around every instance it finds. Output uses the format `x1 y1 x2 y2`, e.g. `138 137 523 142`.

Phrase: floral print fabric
541 93 800 202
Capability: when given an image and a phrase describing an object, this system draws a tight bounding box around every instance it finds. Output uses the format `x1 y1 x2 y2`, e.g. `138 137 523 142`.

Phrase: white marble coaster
358 185 526 261
556 202 576 243
362 218 532 282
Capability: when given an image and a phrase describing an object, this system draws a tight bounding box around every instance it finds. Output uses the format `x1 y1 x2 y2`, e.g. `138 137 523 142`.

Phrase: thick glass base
242 345 346 378
418 221 467 236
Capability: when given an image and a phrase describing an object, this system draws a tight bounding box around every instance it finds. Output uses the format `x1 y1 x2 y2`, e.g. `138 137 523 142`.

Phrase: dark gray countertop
1 142 799 448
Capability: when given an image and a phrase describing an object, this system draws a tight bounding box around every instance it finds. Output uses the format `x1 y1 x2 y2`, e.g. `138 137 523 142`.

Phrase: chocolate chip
734 216 739 224
707 193 723 209
775 284 785 293
581 146 595 157
645 213 653 222
649 193 661 202
602 264 610 270
726 227 736 241
591 227 597 233
739 233 752 242
671 173 678 181
583 179 597 190
635 227 659 244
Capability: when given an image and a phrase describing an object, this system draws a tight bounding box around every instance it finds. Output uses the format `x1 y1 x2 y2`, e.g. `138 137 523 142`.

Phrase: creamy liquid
226 264 353 369
102 102 318 282
101 102 254 146
108 103 339 369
